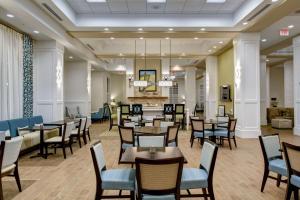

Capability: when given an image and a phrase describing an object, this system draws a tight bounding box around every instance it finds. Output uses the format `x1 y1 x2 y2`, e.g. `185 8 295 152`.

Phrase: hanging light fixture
133 39 148 87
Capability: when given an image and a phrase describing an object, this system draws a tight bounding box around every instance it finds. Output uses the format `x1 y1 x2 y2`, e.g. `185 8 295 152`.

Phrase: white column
205 56 218 120
293 36 300 135
161 58 170 99
125 59 134 103
33 41 64 122
233 33 261 138
64 61 91 117
260 56 268 125
185 67 196 116
284 61 294 107
266 66 270 108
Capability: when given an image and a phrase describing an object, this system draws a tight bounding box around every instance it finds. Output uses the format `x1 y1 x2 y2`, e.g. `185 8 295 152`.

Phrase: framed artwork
139 70 157 92
218 105 225 116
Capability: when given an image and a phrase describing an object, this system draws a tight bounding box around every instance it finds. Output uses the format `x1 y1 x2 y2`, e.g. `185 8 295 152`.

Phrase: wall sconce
128 74 134 87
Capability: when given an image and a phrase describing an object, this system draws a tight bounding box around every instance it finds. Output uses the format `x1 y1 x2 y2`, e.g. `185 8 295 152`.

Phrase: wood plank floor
3 122 300 200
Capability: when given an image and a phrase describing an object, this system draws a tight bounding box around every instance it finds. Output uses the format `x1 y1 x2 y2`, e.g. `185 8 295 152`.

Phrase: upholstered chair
137 136 165 147
85 117 92 141
153 118 162 127
166 125 180 147
0 136 23 199
160 121 174 128
120 104 131 120
44 122 74 159
136 157 184 200
163 104 174 121
90 141 135 200
174 104 185 130
118 126 135 163
214 119 237 150
70 118 87 148
259 134 287 192
282 142 300 200
190 119 213 147
181 141 218 200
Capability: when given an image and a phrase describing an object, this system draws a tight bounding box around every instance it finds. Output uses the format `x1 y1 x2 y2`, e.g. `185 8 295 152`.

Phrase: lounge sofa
0 116 58 152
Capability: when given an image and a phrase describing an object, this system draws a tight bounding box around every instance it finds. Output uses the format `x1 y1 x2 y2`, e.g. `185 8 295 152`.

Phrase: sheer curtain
0 24 23 120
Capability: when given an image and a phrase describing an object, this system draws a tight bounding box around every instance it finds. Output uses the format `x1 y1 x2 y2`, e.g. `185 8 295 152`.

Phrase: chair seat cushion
291 175 300 188
101 169 135 190
269 159 287 176
214 130 234 137
168 142 176 147
71 129 83 135
194 131 213 138
142 194 175 200
180 168 208 189
175 114 184 120
45 136 68 143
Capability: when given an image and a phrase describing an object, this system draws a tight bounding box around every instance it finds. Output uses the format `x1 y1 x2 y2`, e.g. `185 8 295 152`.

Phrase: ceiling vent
42 3 63 21
247 4 271 22
86 44 95 51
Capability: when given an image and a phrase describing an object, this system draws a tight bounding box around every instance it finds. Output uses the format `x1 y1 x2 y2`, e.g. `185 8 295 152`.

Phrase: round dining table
134 126 168 136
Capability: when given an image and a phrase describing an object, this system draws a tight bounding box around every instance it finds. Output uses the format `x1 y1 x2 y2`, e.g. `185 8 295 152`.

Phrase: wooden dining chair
165 125 180 147
135 157 184 200
174 104 185 130
90 141 135 200
70 118 87 148
44 122 74 159
282 142 300 200
85 117 92 142
259 134 287 192
190 119 213 147
137 136 165 148
214 119 237 150
163 104 174 121
0 136 23 200
153 118 162 127
118 126 135 163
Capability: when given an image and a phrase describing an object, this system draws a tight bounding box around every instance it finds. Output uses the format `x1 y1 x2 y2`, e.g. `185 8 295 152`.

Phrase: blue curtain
23 34 33 118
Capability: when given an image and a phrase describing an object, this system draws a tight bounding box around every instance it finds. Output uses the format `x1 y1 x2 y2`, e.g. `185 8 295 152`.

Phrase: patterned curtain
23 34 33 118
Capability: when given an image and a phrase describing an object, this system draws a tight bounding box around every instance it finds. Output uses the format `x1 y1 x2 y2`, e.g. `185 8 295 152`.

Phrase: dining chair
259 134 287 192
213 119 237 150
70 118 87 148
282 142 300 200
160 121 174 128
137 136 165 147
0 136 23 199
181 141 218 200
90 141 135 200
153 118 162 127
174 104 185 130
165 125 180 147
108 105 118 131
163 104 174 121
118 126 136 163
132 104 143 120
135 157 184 200
44 122 74 159
85 117 92 141
190 119 213 147
120 104 131 120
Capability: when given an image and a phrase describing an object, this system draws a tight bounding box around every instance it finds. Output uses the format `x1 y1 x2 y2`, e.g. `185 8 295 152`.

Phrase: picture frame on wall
139 69 157 92
218 105 225 117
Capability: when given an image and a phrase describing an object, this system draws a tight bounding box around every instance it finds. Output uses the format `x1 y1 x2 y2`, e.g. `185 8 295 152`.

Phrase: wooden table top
44 119 80 125
134 126 168 135
120 147 187 164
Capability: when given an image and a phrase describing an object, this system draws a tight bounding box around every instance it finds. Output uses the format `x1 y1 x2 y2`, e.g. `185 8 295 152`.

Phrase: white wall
110 73 126 103
270 66 284 107
91 71 110 111
177 78 185 103
64 61 91 116
284 61 294 107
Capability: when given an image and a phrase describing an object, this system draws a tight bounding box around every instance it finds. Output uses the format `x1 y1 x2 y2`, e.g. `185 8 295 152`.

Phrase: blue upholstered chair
214 119 237 150
118 126 136 163
0 121 10 137
91 108 104 122
190 119 213 147
282 142 300 200
135 157 184 200
90 141 135 200
181 141 218 200
259 134 287 192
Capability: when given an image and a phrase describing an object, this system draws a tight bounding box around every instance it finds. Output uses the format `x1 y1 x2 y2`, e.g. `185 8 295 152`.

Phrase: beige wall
110 73 126 103
91 71 110 111
270 66 284 107
217 48 234 114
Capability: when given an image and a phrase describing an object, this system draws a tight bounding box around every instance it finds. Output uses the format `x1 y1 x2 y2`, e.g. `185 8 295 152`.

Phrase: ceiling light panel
86 0 106 2
206 0 226 3
147 0 166 3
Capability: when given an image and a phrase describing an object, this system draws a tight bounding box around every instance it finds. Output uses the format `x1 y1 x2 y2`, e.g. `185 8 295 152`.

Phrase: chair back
228 119 237 132
128 116 139 122
283 142 300 177
90 141 106 186
0 132 6 142
1 136 23 168
79 118 87 132
124 122 135 128
118 126 135 144
175 104 184 115
63 122 74 140
200 141 218 179
138 136 165 147
259 134 282 161
166 125 179 146
135 157 184 199
132 104 143 115
163 104 174 115
160 121 174 128
191 119 204 132
120 104 130 115
153 118 162 127
86 117 92 129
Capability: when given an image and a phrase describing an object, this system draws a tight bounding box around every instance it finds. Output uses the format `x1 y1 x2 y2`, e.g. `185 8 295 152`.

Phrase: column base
293 126 300 136
236 128 261 138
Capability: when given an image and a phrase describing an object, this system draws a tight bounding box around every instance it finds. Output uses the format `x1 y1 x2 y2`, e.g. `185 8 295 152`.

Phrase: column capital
234 33 260 43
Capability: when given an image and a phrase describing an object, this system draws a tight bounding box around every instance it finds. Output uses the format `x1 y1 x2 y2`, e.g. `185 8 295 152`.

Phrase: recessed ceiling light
218 41 224 44
272 0 279 2
165 37 170 40
200 28 206 31
243 22 248 25
194 37 199 40
139 37 144 40
110 37 115 40
6 14 14 18
147 0 166 3
168 28 174 31
266 59 270 62
213 46 217 49
69 56 73 59
86 0 107 2
119 53 123 56
33 30 40 34
104 28 109 31
261 38 267 42
138 28 143 31
288 24 294 29
208 49 212 53
206 0 226 3
181 53 186 56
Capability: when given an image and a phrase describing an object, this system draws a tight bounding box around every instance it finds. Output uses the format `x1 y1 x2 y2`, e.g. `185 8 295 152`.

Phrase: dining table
204 119 228 143
120 146 187 164
134 126 168 136
44 118 80 136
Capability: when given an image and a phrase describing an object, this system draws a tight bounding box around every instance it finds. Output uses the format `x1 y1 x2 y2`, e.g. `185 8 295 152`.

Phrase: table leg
211 124 216 143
